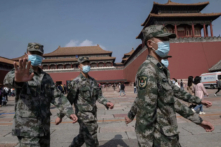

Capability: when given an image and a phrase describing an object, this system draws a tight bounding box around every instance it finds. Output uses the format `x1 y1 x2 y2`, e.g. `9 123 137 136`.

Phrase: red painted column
192 24 195 37
63 65 65 69
71 64 73 68
174 24 178 38
203 24 206 37
210 23 213 37
96 63 98 67
111 62 113 66
48 65 50 69
55 65 57 69
104 62 106 67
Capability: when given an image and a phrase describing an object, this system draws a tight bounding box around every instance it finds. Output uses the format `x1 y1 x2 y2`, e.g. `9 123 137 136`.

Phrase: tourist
119 82 126 96
187 76 194 95
180 79 184 90
112 83 116 91
193 76 209 114
3 87 9 101
125 25 214 146
173 78 180 88
63 84 67 94
214 78 221 96
187 76 196 109
134 82 137 93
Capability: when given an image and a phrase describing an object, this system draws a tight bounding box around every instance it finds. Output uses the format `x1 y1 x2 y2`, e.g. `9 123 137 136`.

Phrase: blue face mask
161 59 169 68
28 54 43 66
152 41 170 58
82 65 91 73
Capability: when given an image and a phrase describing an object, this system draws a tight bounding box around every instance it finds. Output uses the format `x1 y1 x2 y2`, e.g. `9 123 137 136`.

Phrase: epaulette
157 63 164 71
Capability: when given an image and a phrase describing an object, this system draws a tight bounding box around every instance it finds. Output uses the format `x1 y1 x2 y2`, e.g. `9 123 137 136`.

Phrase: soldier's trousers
69 120 98 147
16 135 50 147
136 128 181 147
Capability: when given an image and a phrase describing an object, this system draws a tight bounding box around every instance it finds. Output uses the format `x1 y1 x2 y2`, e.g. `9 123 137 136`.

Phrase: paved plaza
0 87 221 147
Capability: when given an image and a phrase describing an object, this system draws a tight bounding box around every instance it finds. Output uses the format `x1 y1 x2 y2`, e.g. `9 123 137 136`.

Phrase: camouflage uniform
58 57 110 147
4 43 74 147
127 26 203 147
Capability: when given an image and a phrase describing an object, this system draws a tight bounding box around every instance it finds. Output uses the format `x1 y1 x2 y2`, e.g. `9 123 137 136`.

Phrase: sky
0 0 221 62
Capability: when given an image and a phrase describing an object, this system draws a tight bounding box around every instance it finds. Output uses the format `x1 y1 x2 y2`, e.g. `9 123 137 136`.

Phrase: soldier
4 43 78 147
124 25 214 147
55 56 114 147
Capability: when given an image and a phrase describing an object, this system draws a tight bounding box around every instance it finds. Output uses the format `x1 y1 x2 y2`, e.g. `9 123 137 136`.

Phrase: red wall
123 49 149 82
169 41 221 79
47 41 221 83
49 69 124 84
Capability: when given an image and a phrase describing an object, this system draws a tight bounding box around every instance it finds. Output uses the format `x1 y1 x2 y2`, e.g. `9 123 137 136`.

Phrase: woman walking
187 76 194 96
193 76 209 114
187 76 196 109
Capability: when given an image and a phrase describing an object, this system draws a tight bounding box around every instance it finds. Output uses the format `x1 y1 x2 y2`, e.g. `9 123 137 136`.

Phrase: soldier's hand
55 117 62 125
70 114 78 123
106 102 114 109
199 120 214 132
201 100 212 108
14 58 34 82
125 116 132 124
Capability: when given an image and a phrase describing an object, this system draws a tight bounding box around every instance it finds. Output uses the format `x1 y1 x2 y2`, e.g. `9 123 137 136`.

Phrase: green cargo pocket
76 104 93 112
161 125 179 137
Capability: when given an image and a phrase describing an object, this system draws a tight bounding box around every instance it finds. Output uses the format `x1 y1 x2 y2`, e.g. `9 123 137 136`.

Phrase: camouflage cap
27 43 44 54
142 25 176 41
78 56 90 64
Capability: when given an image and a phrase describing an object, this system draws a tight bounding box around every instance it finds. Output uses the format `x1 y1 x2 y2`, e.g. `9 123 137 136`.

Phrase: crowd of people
0 87 15 107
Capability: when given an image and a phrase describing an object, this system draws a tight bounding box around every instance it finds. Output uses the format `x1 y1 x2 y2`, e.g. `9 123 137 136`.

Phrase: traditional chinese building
124 0 221 82
0 57 14 85
3 0 221 86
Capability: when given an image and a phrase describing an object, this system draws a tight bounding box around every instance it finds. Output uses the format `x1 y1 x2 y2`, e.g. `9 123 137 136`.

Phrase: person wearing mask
55 56 114 147
192 76 209 114
214 78 221 96
125 25 214 146
3 43 77 147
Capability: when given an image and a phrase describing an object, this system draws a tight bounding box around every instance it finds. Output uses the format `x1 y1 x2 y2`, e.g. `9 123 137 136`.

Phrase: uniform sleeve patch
138 76 148 89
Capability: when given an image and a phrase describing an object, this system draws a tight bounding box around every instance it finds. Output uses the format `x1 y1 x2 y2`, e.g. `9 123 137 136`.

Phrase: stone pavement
0 87 221 147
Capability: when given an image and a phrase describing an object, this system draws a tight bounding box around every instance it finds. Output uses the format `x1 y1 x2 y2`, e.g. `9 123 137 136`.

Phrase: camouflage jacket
127 56 203 146
3 68 74 137
58 73 109 120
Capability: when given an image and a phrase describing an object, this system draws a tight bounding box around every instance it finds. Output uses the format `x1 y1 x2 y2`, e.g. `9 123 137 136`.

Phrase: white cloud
65 40 79 47
65 39 106 50
79 39 94 46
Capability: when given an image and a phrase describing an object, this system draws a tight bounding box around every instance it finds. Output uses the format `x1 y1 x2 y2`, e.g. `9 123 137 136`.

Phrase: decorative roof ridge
209 60 221 71
149 12 221 16
124 48 135 55
154 1 209 6
0 56 16 65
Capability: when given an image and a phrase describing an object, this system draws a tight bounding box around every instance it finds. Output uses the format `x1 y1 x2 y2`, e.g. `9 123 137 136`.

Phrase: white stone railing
43 66 116 72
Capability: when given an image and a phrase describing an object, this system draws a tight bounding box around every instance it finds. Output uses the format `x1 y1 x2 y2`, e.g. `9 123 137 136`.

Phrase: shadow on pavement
100 135 129 147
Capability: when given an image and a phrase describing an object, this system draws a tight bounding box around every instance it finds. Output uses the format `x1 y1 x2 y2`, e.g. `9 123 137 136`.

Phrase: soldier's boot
69 134 85 147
